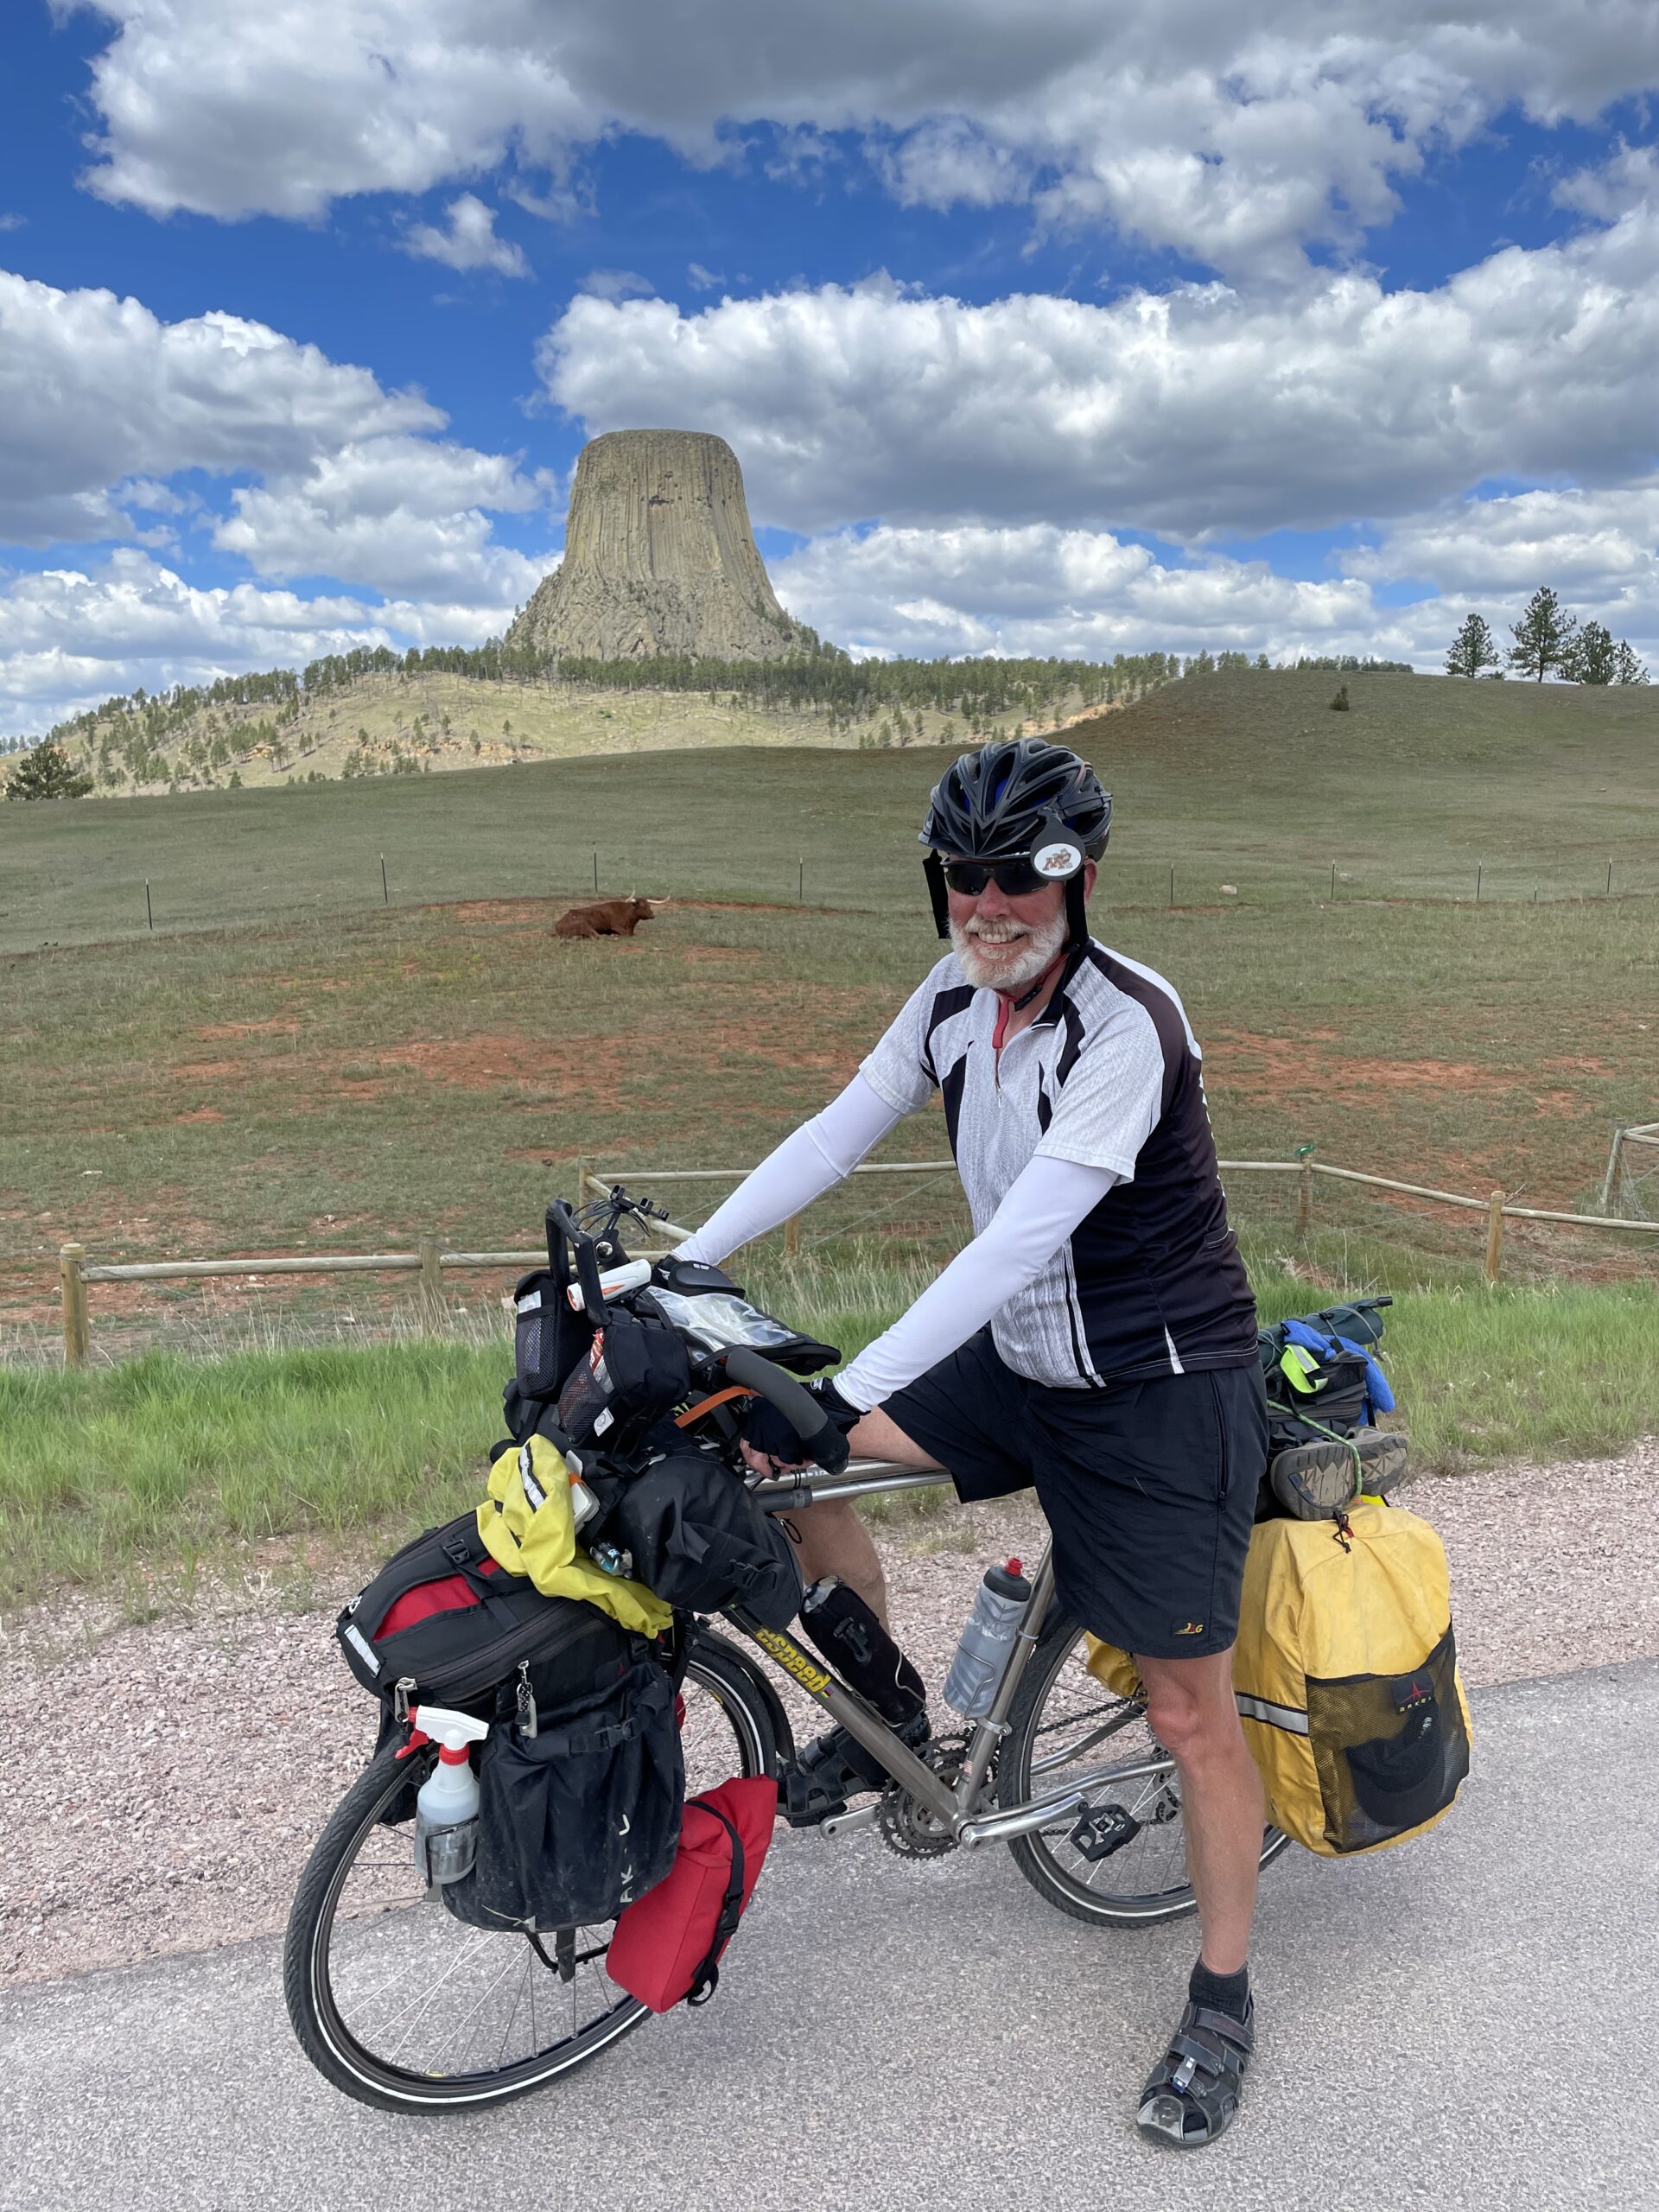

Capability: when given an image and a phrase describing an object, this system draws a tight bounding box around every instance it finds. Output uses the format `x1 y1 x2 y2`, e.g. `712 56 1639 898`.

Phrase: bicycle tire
1002 1607 1291 1929
283 1635 779 2112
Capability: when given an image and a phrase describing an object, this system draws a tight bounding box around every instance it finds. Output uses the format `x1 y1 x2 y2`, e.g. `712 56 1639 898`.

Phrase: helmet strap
923 853 950 939
1064 871 1089 951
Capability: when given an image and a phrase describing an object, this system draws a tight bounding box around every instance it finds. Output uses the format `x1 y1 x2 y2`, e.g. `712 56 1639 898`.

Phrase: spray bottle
410 1705 490 1886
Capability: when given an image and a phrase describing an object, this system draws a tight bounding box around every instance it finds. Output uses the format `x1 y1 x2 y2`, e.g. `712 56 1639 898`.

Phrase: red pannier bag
607 1777 776 2012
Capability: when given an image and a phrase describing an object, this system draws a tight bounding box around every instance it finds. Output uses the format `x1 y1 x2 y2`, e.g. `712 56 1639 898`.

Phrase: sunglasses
942 858 1050 898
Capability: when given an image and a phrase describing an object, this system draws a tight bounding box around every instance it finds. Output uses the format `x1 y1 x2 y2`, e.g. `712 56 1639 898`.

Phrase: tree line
1446 589 1648 684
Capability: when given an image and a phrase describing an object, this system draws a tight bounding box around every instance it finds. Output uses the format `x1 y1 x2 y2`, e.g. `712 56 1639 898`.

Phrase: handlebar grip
721 1347 851 1475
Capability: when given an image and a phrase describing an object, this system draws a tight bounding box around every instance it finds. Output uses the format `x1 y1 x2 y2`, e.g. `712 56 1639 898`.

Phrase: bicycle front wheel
283 1636 779 2112
1002 1610 1290 1928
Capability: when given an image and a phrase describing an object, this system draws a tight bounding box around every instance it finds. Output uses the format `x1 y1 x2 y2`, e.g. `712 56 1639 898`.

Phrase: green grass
6 669 1658 950
3 1262 1654 1611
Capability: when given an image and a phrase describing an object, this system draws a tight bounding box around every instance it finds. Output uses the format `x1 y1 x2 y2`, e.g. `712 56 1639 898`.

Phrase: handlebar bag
610 1442 804 1630
607 1776 777 2011
442 1651 684 1933
556 1313 691 1452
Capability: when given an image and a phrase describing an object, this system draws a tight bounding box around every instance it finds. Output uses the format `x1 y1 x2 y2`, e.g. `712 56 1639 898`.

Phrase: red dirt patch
174 1107 226 1124
1205 1033 1602 1111
175 1060 245 1083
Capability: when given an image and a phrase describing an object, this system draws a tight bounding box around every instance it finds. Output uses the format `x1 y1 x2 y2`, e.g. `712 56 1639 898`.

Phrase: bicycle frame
730 1460 1168 1850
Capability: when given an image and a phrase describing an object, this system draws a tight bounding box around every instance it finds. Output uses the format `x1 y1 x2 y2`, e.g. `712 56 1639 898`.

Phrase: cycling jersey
855 938 1256 1390
679 936 1255 1402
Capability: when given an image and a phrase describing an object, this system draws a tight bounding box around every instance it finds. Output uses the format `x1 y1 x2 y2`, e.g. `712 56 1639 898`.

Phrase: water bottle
944 1558 1032 1719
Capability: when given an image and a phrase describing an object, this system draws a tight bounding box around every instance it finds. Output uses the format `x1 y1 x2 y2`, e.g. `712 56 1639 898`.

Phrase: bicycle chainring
876 1730 973 1860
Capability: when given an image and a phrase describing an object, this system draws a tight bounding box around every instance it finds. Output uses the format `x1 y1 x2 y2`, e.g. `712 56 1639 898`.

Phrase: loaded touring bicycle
287 1186 1449 2113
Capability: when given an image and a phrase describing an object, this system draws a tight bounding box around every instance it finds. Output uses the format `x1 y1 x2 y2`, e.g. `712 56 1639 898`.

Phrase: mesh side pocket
1304 1625 1469 1853
513 1268 590 1401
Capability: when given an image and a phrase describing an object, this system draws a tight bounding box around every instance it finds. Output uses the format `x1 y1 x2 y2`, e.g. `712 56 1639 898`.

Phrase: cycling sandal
1135 1996 1255 2148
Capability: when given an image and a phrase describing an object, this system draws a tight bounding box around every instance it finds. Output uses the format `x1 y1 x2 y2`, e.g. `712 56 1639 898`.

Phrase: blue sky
2 1 1656 734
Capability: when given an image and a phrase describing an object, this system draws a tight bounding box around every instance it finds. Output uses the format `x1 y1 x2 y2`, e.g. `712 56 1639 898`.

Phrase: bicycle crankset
876 1731 974 1860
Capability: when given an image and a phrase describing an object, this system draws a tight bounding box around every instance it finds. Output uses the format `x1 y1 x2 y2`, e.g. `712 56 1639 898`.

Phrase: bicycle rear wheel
1002 1610 1289 1928
283 1635 778 2111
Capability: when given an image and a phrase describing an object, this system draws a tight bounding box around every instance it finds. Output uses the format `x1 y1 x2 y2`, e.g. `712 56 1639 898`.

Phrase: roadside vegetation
1 1257 1654 1613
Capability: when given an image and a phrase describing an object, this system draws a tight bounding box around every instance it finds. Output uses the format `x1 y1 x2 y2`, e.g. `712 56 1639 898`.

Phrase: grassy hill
4 667 1656 951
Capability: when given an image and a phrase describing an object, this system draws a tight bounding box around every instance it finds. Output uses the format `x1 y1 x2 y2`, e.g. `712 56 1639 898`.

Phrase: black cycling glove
741 1376 861 1467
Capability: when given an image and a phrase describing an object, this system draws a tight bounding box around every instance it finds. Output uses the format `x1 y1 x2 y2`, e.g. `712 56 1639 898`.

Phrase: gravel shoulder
5 1441 1655 1993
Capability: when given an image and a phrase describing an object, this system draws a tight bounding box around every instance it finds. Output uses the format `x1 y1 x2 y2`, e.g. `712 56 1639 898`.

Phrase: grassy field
5 669 1659 950
3 1265 1654 1611
2 664 1656 1599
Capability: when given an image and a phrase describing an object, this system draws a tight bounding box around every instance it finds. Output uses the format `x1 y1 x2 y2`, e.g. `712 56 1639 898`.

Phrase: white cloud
70 3 1659 275
0 550 528 736
686 262 724 291
575 269 657 302
0 270 438 544
1554 139 1659 224
541 211 1659 538
213 435 555 601
1345 485 1659 626
403 194 530 276
772 519 1404 664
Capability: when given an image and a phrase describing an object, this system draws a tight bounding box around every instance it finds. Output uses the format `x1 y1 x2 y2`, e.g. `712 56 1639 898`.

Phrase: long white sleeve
675 1073 906 1265
835 1155 1118 1410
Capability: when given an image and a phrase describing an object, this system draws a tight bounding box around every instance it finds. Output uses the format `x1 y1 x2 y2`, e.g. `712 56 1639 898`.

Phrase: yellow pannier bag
1087 1500 1471 1857
478 1435 673 1640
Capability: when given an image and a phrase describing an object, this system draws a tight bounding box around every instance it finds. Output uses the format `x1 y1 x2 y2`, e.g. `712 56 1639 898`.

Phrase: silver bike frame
734 1460 1169 1849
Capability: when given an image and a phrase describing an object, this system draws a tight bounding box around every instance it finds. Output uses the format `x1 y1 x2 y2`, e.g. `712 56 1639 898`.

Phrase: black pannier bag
611 1440 804 1630
337 1509 640 1825
442 1653 684 1931
510 1199 603 1412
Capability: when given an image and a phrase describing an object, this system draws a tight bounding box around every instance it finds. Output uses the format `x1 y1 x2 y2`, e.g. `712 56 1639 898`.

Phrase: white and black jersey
860 938 1256 1390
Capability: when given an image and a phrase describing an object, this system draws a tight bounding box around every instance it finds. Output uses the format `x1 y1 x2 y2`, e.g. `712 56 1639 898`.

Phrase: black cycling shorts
882 1331 1268 1662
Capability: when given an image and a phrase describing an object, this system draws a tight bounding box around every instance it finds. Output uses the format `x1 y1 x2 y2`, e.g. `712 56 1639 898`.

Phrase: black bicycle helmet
918 738 1112 942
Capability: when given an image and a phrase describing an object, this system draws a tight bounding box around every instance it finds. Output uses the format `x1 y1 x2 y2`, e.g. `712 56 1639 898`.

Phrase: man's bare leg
1135 1647 1262 1973
747 1407 942 1632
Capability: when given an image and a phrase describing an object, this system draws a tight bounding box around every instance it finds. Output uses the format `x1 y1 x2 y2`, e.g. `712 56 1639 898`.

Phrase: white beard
949 902 1070 994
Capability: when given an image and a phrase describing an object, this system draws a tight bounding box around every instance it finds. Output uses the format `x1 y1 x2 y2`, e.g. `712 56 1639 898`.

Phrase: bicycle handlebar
721 1345 851 1475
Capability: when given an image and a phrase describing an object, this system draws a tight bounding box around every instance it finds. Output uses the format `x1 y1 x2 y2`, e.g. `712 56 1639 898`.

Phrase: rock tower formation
506 429 811 662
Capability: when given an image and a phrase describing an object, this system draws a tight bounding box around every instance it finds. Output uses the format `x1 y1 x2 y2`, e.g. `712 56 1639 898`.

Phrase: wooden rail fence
50 1156 1659 1367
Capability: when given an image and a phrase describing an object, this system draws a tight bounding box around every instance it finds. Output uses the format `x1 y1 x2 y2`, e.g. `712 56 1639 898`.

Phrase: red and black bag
607 1776 776 2011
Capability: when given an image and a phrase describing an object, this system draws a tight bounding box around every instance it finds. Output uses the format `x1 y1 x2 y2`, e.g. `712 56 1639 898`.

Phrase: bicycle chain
875 1730 974 1860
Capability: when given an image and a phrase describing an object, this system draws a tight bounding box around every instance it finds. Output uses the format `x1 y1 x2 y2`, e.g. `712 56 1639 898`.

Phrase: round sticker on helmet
1033 840 1083 878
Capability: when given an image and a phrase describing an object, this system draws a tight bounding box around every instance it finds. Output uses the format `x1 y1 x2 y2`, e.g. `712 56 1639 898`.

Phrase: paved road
5 1657 1655 2212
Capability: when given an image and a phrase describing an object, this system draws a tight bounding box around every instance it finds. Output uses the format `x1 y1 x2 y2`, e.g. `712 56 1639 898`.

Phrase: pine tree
3 741 94 801
1445 613 1499 679
1508 587 1576 682
1614 639 1649 686
1567 621 1618 685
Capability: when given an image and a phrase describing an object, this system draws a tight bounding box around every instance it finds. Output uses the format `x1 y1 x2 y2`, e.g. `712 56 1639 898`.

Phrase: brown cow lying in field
554 895 656 939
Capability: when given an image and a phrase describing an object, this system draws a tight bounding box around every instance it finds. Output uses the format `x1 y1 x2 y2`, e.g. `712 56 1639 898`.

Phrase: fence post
1298 1157 1314 1236
783 1214 802 1259
1484 1191 1505 1285
571 1156 590 1211
60 1243 90 1368
145 880 154 931
417 1236 443 1327
1168 865 1175 908
592 850 599 895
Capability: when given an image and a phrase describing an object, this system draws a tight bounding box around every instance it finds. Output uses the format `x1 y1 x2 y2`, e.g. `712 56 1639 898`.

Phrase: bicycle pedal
1068 1803 1141 1862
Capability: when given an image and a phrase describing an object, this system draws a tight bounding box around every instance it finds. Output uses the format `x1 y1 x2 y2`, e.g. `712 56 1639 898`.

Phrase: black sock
1189 1957 1250 2023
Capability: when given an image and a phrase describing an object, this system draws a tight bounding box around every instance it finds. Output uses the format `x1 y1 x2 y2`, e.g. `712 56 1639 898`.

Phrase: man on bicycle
674 739 1268 2150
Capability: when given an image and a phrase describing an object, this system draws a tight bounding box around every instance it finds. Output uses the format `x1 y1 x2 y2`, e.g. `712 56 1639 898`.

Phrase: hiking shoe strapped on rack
1268 1439 1361 1521
779 1710 932 1828
1355 1427 1412 1496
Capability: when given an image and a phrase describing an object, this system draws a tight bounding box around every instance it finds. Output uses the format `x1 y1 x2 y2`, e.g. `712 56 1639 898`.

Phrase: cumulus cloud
0 550 527 736
402 194 530 276
213 435 555 601
542 211 1659 539
72 2 1659 275
771 519 1413 664
1554 139 1659 224
0 270 438 544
